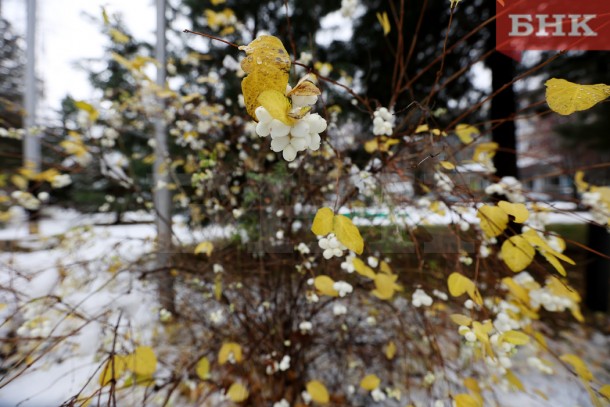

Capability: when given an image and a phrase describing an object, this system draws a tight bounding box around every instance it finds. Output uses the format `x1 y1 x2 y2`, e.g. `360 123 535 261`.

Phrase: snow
0 206 607 406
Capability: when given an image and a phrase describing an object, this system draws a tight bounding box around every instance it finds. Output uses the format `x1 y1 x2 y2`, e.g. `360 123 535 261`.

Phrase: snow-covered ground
0 206 607 406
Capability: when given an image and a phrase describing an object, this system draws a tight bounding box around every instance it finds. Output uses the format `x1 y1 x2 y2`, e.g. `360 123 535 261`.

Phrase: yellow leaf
195 357 210 380
74 100 99 122
218 342 243 365
11 175 28 190
450 314 473 326
288 76 321 97
240 36 291 119
575 171 589 192
99 355 126 386
194 241 214 256
314 275 339 297
545 78 610 116
214 274 222 301
502 330 530 345
415 124 430 133
384 341 396 360
501 235 535 272
440 161 455 170
364 138 379 153
333 215 364 254
257 89 294 125
560 354 593 381
455 124 479 144
541 251 567 276
306 380 330 404
498 201 529 223
311 207 334 236
600 384 610 399
501 277 530 305
211 0 226 5
109 28 129 44
352 258 376 279
453 393 482 407
505 369 525 391
125 346 157 377
360 374 381 391
379 261 392 274
463 378 481 394
372 273 400 300
227 383 249 403
447 272 474 297
473 142 498 163
376 11 391 36
477 205 509 238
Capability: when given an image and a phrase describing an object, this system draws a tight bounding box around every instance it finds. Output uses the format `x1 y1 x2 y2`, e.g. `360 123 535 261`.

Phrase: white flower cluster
582 191 610 225
340 252 356 272
529 286 575 312
527 356 554 374
11 191 40 211
372 107 395 136
340 0 360 18
273 399 290 407
0 127 25 140
484 176 525 203
411 288 433 307
51 174 72 189
458 325 477 343
333 281 353 297
318 233 348 259
434 171 453 192
255 85 327 162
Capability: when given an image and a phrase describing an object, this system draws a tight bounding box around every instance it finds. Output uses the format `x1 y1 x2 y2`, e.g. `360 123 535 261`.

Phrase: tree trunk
585 224 610 312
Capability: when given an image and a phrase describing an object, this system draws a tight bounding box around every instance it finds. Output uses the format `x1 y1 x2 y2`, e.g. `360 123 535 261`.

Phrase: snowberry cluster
372 107 394 136
254 89 327 162
318 233 348 259
484 176 525 203
411 288 433 307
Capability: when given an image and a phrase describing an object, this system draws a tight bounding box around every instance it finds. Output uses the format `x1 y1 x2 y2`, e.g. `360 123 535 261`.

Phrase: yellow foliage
545 78 610 116
239 36 291 120
311 208 364 255
99 355 126 386
360 374 381 391
453 393 482 407
384 341 397 360
306 380 330 404
226 382 249 402
501 235 535 272
497 201 529 223
560 354 593 381
314 275 339 297
218 342 243 365
195 357 210 380
477 205 508 238
194 241 214 256
455 124 479 144
376 11 391 36
125 346 157 377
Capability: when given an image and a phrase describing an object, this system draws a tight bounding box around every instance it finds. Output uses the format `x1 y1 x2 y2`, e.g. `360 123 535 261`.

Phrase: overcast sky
4 0 156 121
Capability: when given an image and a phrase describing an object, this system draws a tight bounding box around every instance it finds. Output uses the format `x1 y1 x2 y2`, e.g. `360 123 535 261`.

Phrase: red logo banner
496 0 610 61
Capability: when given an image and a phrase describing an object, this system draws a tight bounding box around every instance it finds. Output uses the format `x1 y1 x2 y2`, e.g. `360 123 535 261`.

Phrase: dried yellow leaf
545 78 610 116
240 36 291 119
